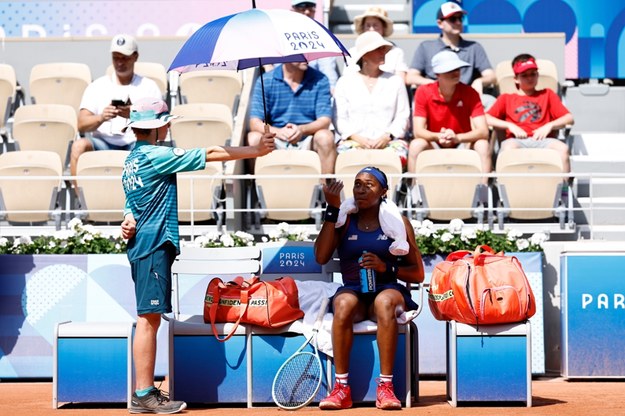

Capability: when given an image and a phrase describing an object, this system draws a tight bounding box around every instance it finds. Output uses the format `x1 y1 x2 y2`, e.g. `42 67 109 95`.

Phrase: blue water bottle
359 251 376 293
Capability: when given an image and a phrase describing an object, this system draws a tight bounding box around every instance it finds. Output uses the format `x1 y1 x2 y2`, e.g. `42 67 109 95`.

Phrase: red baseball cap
513 58 539 75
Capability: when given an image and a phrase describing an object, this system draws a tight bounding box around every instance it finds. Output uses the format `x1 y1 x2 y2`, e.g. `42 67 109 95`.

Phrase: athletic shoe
129 388 187 414
319 382 352 410
375 379 401 410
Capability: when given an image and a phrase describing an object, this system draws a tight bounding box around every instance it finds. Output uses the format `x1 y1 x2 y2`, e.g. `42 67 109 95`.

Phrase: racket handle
314 297 330 329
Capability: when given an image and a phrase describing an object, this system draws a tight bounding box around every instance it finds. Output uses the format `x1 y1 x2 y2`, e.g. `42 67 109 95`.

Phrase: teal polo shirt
122 142 206 261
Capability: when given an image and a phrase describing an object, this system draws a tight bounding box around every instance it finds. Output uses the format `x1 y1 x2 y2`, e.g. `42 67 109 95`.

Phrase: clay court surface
2 377 623 415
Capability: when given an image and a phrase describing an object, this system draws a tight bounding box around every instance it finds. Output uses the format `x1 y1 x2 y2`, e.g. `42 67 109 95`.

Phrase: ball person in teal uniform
120 97 274 414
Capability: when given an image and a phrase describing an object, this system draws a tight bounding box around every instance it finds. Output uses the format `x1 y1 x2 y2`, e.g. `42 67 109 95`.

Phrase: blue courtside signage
261 244 322 274
561 253 625 377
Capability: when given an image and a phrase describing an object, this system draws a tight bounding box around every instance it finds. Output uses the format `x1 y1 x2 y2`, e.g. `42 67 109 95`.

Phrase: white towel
295 280 419 357
335 197 409 256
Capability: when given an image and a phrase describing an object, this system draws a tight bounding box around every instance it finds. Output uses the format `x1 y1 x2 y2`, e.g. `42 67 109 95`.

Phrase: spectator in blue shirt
247 62 336 174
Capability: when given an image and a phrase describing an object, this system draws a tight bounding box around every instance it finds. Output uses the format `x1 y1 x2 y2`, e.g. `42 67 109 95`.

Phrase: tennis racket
272 297 330 410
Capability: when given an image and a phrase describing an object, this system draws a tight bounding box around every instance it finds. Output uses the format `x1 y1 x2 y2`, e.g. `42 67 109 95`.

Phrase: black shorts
330 282 419 313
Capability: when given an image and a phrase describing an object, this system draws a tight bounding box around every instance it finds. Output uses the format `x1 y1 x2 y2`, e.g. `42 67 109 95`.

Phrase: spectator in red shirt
408 50 490 179
486 53 574 172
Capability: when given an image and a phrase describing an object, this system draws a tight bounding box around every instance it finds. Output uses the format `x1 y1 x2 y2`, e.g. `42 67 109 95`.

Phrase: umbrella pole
259 60 270 133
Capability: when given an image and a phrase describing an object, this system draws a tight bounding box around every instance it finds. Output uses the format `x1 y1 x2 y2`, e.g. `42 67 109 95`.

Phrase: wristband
386 262 398 278
324 205 340 223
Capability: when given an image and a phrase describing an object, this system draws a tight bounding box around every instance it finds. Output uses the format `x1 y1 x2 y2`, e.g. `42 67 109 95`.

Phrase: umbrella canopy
169 8 349 73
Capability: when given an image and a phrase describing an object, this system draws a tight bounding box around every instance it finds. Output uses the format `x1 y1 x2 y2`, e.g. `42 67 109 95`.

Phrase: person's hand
283 123 303 145
322 179 343 209
121 214 136 240
353 136 373 148
372 133 391 149
509 123 528 139
438 128 457 147
531 124 552 140
116 104 131 119
256 131 276 156
100 104 119 123
359 251 385 273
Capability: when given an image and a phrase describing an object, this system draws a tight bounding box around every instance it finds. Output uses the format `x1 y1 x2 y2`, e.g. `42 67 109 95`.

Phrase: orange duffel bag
428 245 536 325
204 276 304 341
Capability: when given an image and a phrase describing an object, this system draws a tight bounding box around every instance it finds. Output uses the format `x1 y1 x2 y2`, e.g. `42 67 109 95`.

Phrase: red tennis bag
204 276 304 341
428 245 536 325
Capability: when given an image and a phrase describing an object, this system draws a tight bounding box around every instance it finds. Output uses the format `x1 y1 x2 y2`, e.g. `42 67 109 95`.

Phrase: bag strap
474 245 495 256
446 250 472 261
209 278 252 342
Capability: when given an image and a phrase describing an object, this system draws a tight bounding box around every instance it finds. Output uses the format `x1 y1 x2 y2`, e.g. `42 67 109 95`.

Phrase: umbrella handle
264 124 269 134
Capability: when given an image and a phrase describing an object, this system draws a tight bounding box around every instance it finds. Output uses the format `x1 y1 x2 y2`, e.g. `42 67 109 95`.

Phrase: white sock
379 374 393 384
335 373 349 385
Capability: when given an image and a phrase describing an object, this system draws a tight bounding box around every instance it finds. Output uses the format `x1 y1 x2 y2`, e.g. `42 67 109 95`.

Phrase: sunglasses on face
445 15 464 24
294 3 316 11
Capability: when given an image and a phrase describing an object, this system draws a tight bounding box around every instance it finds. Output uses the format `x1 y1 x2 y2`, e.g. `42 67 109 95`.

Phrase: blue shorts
130 242 176 315
88 136 134 151
330 282 419 313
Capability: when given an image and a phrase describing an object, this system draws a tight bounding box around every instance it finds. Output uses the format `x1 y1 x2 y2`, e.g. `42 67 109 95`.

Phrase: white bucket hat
431 50 470 74
123 97 178 131
351 31 393 65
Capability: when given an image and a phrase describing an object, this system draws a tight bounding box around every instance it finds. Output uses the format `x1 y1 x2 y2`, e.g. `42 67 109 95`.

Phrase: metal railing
2 171 625 240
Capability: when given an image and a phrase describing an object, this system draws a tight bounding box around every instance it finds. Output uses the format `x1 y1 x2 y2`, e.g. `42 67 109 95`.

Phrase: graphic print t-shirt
122 142 206 261
487 89 570 139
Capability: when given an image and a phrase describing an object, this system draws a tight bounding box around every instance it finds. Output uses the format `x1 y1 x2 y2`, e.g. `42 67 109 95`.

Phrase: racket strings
273 352 322 408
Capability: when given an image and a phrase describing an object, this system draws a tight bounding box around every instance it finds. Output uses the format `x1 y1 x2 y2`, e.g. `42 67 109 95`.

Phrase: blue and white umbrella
169 8 349 73
169 8 350 125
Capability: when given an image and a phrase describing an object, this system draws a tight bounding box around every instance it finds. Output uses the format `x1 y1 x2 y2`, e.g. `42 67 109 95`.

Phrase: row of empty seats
0 147 570 232
0 150 225 227
250 147 571 231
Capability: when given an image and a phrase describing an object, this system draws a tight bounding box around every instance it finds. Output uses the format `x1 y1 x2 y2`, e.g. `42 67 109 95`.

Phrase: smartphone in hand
111 99 127 107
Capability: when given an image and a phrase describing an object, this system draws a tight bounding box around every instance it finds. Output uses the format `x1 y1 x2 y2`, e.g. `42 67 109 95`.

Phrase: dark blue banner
412 0 625 79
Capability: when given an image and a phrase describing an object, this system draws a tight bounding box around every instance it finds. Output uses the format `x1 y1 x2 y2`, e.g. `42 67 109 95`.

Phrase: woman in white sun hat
334 31 411 167
346 6 408 83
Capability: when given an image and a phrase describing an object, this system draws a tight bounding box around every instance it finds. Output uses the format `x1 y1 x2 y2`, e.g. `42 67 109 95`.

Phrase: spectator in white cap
407 50 491 180
406 1 496 102
334 31 411 168
290 0 340 93
70 33 161 196
121 96 275 414
346 6 408 84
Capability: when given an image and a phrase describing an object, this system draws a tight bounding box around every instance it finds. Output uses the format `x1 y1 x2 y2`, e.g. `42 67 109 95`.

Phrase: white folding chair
29 62 91 114
0 150 63 225
334 149 403 202
75 150 128 223
411 149 490 224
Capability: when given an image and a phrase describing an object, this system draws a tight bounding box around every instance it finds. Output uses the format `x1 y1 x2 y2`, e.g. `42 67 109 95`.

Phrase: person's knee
247 131 262 146
71 138 93 156
313 129 336 149
500 140 518 151
407 138 424 155
138 313 162 330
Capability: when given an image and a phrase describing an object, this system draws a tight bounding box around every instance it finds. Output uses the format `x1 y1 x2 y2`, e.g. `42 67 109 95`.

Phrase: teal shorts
130 242 176 316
